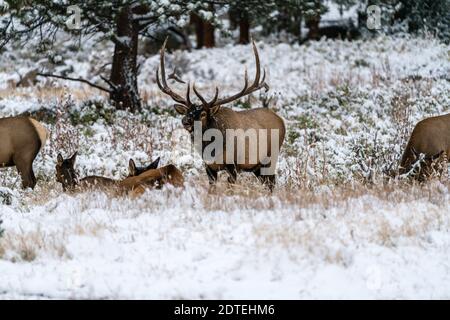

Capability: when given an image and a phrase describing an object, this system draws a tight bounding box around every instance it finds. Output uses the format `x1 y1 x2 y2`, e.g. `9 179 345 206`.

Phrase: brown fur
0 116 48 189
400 113 450 179
189 106 286 191
119 164 185 196
205 107 286 172
79 176 119 190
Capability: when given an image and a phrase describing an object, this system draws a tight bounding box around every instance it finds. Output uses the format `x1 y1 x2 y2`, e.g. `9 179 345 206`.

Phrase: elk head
128 157 161 177
56 152 78 191
156 38 269 133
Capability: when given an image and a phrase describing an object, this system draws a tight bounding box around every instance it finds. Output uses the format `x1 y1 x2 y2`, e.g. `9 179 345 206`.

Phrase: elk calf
0 116 48 189
399 113 450 180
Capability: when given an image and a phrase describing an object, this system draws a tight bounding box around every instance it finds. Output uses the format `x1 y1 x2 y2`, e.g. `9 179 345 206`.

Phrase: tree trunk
306 15 321 40
204 20 215 48
110 5 141 111
292 12 302 40
190 13 204 49
229 9 238 30
239 12 250 44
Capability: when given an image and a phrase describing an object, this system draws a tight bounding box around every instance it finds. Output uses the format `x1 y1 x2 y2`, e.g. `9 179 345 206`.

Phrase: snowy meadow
0 35 450 299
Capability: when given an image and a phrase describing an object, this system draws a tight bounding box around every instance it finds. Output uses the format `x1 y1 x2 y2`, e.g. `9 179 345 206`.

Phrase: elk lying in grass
55 153 182 195
119 164 184 197
56 152 120 191
156 39 285 190
0 116 48 189
399 113 450 181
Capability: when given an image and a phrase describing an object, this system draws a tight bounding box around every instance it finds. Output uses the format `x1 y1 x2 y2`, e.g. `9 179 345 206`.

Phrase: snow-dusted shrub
0 187 14 206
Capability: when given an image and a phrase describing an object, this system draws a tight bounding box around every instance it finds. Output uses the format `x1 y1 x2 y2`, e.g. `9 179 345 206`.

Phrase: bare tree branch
36 72 112 93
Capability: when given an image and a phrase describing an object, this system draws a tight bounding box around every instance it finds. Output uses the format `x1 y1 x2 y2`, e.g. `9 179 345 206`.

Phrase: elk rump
0 116 48 189
399 113 450 179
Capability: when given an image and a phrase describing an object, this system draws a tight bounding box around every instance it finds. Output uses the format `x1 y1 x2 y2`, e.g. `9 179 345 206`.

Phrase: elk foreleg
254 166 275 192
225 164 238 185
205 166 218 185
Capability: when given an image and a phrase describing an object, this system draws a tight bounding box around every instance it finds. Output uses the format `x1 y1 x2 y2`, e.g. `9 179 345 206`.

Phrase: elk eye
201 111 207 118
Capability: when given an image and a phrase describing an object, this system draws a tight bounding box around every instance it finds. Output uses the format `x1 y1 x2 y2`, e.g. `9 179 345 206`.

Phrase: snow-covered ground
0 34 449 299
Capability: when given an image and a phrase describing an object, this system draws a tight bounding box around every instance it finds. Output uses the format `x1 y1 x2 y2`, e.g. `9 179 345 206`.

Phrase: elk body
0 116 48 189
399 113 450 180
156 40 285 190
55 153 182 196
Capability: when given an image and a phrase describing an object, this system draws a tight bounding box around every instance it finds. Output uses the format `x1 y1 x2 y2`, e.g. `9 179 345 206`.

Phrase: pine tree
0 1 215 111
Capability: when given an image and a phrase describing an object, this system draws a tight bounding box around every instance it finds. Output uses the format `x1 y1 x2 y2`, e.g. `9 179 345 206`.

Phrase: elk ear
129 159 137 176
57 153 64 166
174 104 189 115
210 104 220 115
148 157 160 170
69 152 77 166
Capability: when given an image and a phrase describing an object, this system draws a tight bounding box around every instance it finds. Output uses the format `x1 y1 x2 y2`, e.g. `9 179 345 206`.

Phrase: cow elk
156 39 285 190
399 113 450 180
56 152 117 191
0 116 48 189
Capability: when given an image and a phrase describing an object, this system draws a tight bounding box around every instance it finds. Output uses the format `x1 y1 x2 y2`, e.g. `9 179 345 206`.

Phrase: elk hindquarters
0 116 48 189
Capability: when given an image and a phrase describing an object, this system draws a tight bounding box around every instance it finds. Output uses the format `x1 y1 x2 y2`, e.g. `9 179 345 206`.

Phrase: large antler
211 40 268 107
157 39 268 111
156 38 191 107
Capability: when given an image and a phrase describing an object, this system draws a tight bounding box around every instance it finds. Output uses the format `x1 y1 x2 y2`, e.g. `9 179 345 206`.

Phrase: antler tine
209 87 219 106
261 68 266 85
193 83 220 109
156 37 189 106
262 68 269 92
186 81 192 106
251 40 261 85
193 82 209 106
159 38 168 88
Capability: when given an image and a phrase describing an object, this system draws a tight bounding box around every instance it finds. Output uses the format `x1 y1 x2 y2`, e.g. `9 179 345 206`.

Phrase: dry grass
0 86 107 101
0 221 109 262
1 172 448 263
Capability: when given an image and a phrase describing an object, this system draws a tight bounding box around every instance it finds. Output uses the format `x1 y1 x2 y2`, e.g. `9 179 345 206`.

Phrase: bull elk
156 39 285 190
55 153 182 195
0 116 48 189
399 113 450 180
